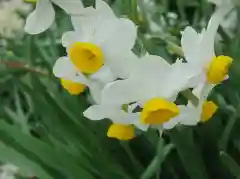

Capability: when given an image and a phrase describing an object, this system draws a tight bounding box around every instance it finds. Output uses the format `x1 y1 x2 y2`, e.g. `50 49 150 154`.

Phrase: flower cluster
25 0 234 140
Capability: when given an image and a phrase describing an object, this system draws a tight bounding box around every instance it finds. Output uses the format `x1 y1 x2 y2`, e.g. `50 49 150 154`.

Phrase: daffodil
83 103 149 140
181 1 233 110
24 0 83 34
163 85 218 129
62 0 137 79
101 55 198 127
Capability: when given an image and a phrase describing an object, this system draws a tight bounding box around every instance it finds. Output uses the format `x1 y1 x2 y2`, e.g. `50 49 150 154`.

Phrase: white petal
94 18 137 51
160 60 202 99
163 117 180 130
90 66 116 84
83 104 120 120
178 106 200 126
53 57 89 84
104 51 139 79
163 105 200 129
70 7 96 37
61 31 80 47
181 26 202 65
201 2 233 64
121 113 149 131
199 84 215 103
101 55 171 105
25 0 55 34
95 0 116 19
88 81 104 104
52 0 83 15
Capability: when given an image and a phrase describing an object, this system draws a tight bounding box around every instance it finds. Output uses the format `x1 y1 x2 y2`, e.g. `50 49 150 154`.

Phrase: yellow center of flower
69 42 104 74
141 98 180 125
201 101 218 122
107 124 135 140
60 78 86 95
207 55 233 84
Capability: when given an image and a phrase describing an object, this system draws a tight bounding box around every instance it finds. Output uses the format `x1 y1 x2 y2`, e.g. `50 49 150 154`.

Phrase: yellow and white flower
100 55 198 129
163 85 218 129
25 0 83 34
53 0 137 103
61 1 137 79
181 1 233 108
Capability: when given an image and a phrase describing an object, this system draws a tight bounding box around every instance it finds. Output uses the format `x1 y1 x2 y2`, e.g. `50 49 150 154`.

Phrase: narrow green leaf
220 151 240 178
0 141 54 179
141 138 174 179
0 120 95 179
169 127 209 179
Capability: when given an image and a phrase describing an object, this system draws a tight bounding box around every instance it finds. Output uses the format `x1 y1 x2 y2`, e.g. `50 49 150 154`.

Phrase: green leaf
0 120 95 179
169 127 209 179
220 151 240 178
0 141 54 179
141 138 174 179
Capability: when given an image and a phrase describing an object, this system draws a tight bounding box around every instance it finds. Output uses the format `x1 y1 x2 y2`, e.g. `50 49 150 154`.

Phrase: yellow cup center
60 78 86 95
69 42 104 74
141 98 179 125
207 55 233 84
201 101 218 122
107 124 135 140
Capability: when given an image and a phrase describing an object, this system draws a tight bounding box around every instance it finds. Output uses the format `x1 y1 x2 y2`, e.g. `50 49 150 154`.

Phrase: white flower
61 1 137 79
25 0 83 34
163 84 217 129
100 55 198 127
181 1 234 105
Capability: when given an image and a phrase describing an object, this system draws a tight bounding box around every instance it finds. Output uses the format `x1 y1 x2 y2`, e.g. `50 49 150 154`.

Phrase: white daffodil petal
88 81 105 104
95 18 137 51
199 84 215 103
90 66 116 84
25 0 55 34
163 117 180 130
83 104 120 121
104 51 139 78
201 2 233 64
51 0 83 15
71 7 96 37
101 79 141 105
102 55 171 105
61 31 80 47
122 113 149 131
161 61 202 99
178 106 200 126
181 26 202 65
53 57 88 84
95 0 115 19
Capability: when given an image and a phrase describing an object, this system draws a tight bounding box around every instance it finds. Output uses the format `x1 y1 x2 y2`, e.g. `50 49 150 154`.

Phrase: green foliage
1 0 240 178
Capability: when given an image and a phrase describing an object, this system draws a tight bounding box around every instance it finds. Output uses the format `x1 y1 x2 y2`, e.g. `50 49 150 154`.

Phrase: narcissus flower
62 1 137 79
163 85 218 129
25 0 83 34
181 2 233 102
101 55 198 126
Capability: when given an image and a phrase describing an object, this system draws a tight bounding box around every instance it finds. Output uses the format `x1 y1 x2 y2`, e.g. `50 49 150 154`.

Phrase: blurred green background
0 0 240 178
